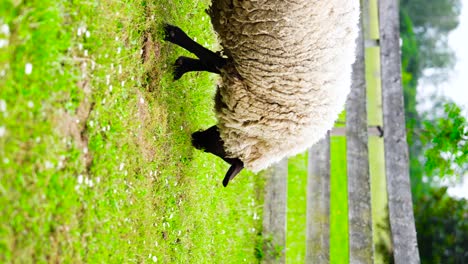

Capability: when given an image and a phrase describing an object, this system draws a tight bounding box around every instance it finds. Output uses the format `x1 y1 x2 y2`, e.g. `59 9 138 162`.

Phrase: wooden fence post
378 0 421 263
346 0 375 262
262 159 288 263
306 133 330 263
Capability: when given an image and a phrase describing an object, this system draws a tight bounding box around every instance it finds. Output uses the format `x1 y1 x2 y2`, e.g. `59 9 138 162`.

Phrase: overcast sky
417 0 468 113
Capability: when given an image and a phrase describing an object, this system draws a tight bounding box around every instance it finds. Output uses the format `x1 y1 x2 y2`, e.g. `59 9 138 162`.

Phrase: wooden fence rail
261 0 420 263
378 0 420 262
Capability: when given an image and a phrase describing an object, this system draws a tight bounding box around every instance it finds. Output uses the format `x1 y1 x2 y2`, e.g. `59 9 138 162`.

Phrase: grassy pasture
1 1 263 262
0 0 389 263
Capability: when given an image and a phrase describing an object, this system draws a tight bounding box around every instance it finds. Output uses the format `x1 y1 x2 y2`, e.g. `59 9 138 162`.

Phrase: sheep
163 0 360 186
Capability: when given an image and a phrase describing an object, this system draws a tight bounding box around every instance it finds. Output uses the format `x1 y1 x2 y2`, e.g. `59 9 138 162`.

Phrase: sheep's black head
191 125 244 187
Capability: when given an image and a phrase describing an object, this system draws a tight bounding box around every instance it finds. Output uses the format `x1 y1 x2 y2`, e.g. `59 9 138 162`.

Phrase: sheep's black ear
222 159 244 187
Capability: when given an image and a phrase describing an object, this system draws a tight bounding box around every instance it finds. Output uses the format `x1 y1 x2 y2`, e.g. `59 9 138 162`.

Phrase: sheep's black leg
164 24 227 71
192 126 227 161
192 125 244 187
174 56 221 80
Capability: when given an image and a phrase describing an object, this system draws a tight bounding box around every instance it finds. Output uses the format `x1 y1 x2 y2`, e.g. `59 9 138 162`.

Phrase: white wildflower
1 24 9 35
140 97 144 104
77 27 82 36
45 161 53 169
77 175 83 184
117 47 121 54
27 101 34 108
85 30 90 38
0 39 8 48
25 63 32 75
0 99 6 112
152 256 157 262
119 162 125 171
0 126 6 137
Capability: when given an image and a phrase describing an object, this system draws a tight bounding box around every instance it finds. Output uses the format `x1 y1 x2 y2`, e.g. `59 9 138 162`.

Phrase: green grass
1 0 391 263
0 1 263 262
286 153 308 263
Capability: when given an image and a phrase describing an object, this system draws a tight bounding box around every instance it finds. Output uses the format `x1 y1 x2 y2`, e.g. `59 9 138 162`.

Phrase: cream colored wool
209 0 360 172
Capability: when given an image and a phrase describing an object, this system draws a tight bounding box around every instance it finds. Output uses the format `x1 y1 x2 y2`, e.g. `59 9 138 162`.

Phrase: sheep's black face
191 125 244 187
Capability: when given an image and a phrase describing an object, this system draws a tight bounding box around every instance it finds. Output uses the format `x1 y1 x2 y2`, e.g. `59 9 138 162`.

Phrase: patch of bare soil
141 30 161 92
55 56 94 173
135 89 157 162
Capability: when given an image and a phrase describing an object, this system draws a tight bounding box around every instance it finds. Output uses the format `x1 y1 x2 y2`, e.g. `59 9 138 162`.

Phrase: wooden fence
261 0 420 263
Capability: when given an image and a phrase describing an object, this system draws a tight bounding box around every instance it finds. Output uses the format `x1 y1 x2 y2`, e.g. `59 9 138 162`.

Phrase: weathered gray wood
378 0 421 263
306 133 330 263
262 158 288 264
346 3 374 263
331 126 382 137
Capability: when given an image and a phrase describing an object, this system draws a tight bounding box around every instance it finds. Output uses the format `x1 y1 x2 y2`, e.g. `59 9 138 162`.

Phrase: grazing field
1 1 390 263
0 1 263 262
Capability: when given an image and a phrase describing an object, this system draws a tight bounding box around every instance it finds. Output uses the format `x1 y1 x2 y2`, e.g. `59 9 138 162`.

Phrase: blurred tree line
399 0 468 262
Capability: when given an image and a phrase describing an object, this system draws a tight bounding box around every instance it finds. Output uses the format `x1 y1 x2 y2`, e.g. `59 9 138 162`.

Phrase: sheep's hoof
223 159 244 187
173 56 187 80
163 24 183 43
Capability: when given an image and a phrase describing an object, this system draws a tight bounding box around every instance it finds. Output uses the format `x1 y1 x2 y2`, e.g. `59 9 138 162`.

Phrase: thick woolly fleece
209 0 360 172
